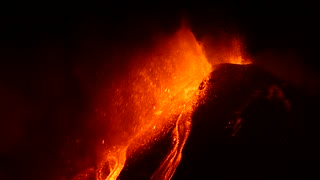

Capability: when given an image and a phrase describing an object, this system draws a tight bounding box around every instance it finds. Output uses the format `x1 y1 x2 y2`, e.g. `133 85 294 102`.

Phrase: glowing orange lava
227 38 251 65
200 34 251 66
75 24 251 180
97 25 212 180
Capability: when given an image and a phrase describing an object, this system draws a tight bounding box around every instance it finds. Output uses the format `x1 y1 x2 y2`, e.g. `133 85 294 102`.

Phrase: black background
1 2 320 179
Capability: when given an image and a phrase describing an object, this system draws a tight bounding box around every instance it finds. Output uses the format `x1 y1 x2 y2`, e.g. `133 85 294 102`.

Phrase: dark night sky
1 3 320 179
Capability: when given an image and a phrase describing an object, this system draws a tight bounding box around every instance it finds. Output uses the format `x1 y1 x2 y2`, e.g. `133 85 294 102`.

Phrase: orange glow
201 34 251 66
227 38 251 65
74 24 251 180
97 25 212 180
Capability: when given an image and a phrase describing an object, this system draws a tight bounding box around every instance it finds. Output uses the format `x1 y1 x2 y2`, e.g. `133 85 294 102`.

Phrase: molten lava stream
151 110 192 180
74 23 251 180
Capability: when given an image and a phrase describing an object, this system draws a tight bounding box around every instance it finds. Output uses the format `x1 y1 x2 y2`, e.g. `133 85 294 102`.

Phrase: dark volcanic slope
70 63 320 180
70 63 319 179
173 63 320 179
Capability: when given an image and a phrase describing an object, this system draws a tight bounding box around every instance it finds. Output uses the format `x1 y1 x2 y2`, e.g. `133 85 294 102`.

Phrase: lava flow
74 24 250 180
97 25 212 180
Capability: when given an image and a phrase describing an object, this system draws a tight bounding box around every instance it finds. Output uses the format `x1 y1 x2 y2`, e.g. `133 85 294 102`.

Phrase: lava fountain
74 24 250 180
98 25 212 180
